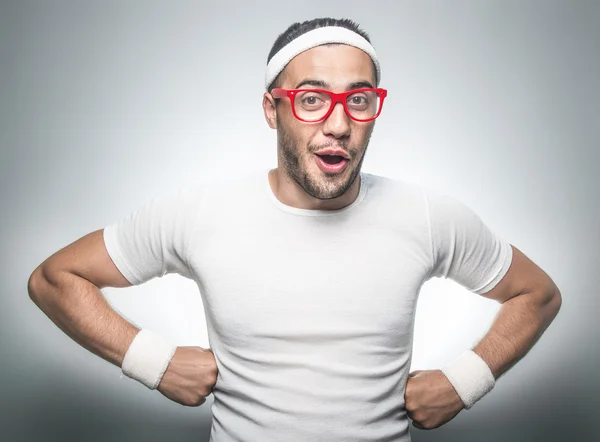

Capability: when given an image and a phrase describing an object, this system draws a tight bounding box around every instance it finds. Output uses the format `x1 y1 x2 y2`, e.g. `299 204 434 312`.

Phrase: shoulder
365 176 482 228
175 169 269 217
417 184 477 222
167 169 261 200
362 172 426 199
358 173 440 236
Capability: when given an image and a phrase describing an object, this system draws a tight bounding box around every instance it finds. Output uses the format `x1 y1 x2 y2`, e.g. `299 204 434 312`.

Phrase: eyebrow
294 79 375 90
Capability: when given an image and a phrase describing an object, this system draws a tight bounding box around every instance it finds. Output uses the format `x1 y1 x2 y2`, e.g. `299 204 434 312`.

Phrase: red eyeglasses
271 87 388 122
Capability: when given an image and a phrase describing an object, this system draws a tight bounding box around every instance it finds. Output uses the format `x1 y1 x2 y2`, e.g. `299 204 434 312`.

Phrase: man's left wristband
440 350 496 409
121 329 178 390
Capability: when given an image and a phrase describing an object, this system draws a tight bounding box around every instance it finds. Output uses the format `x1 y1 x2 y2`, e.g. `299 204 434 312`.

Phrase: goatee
276 117 372 200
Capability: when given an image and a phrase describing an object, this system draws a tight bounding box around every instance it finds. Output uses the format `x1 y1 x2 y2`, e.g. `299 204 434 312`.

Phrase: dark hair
266 18 373 91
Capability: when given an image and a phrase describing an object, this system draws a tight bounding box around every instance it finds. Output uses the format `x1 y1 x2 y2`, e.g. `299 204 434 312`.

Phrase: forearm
28 268 139 368
472 286 562 380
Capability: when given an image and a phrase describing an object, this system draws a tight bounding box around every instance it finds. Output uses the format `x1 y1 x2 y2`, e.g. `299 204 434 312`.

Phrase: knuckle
187 395 205 407
201 385 212 397
208 378 217 390
422 421 436 430
412 412 426 423
183 390 203 406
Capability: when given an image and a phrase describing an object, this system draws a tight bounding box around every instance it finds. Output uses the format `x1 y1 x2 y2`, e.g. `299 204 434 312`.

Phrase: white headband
265 26 381 90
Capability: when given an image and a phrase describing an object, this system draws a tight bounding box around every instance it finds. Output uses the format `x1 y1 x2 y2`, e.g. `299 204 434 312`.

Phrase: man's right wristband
121 329 177 390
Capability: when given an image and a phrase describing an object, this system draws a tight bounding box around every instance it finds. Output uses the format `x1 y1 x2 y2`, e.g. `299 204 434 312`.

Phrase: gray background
1 1 598 441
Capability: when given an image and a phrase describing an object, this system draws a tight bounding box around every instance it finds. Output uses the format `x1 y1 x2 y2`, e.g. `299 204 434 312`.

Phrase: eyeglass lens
294 90 381 121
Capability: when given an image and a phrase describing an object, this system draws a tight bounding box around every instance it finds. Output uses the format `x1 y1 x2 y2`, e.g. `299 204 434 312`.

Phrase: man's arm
405 244 561 430
28 184 199 368
28 228 218 407
473 244 562 379
28 229 139 368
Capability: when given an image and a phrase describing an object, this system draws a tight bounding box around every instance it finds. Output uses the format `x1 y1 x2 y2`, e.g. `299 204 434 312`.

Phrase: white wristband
121 329 177 390
440 350 496 409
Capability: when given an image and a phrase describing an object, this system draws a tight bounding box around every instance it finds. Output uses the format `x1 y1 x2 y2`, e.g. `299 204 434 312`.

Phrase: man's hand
157 346 218 407
404 369 465 430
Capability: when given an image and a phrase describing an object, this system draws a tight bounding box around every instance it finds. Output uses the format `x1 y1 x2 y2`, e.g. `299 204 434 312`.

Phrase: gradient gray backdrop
1 1 598 441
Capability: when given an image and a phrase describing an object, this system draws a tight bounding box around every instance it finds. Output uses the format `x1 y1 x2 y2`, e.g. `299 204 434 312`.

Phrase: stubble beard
276 117 373 200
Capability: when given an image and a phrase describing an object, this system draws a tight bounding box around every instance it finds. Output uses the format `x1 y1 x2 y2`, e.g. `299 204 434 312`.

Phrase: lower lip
314 155 349 174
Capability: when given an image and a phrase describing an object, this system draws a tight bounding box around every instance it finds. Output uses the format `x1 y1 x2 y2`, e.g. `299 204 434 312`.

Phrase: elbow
28 262 55 304
542 283 562 323
28 266 46 304
550 285 562 315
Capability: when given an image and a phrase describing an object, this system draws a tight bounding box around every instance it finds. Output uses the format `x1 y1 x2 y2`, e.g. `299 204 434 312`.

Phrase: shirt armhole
183 186 204 279
422 187 436 279
102 224 143 286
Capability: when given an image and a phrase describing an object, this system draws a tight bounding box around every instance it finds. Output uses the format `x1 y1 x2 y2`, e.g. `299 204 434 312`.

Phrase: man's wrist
440 350 496 409
121 329 177 390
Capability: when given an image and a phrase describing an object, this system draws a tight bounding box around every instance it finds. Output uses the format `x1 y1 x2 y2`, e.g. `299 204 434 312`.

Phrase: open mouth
315 154 345 164
314 154 349 173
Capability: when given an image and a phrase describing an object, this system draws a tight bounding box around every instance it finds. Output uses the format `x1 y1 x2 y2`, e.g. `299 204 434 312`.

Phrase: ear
263 92 278 129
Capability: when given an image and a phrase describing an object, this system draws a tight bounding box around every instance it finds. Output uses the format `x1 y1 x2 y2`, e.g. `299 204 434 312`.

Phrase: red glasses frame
271 87 388 122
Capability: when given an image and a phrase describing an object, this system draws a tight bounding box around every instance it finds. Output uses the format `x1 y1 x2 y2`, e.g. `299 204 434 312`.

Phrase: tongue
319 155 344 164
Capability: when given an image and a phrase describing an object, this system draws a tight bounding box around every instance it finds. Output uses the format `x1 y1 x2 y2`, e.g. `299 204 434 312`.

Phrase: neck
268 167 362 211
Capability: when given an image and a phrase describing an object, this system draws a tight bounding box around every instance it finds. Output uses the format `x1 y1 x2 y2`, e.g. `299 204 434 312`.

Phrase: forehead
282 44 376 89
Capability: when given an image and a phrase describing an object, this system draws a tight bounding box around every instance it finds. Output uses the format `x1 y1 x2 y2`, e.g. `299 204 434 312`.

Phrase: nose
322 102 351 139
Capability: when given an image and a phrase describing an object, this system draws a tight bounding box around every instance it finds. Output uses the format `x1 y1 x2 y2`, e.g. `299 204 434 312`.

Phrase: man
28 17 561 442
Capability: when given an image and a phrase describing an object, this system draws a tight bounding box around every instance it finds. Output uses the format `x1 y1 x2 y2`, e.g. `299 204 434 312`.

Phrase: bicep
478 244 558 304
31 229 133 290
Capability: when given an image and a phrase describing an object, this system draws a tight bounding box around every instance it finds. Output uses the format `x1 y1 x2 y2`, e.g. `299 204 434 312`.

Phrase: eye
296 91 329 110
302 95 322 105
347 93 369 109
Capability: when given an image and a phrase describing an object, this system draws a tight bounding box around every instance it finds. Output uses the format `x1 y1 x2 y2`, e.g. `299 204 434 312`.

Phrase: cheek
355 121 374 134
354 123 375 143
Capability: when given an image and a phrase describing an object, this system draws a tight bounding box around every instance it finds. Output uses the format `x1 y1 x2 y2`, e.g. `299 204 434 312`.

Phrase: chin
304 163 357 200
